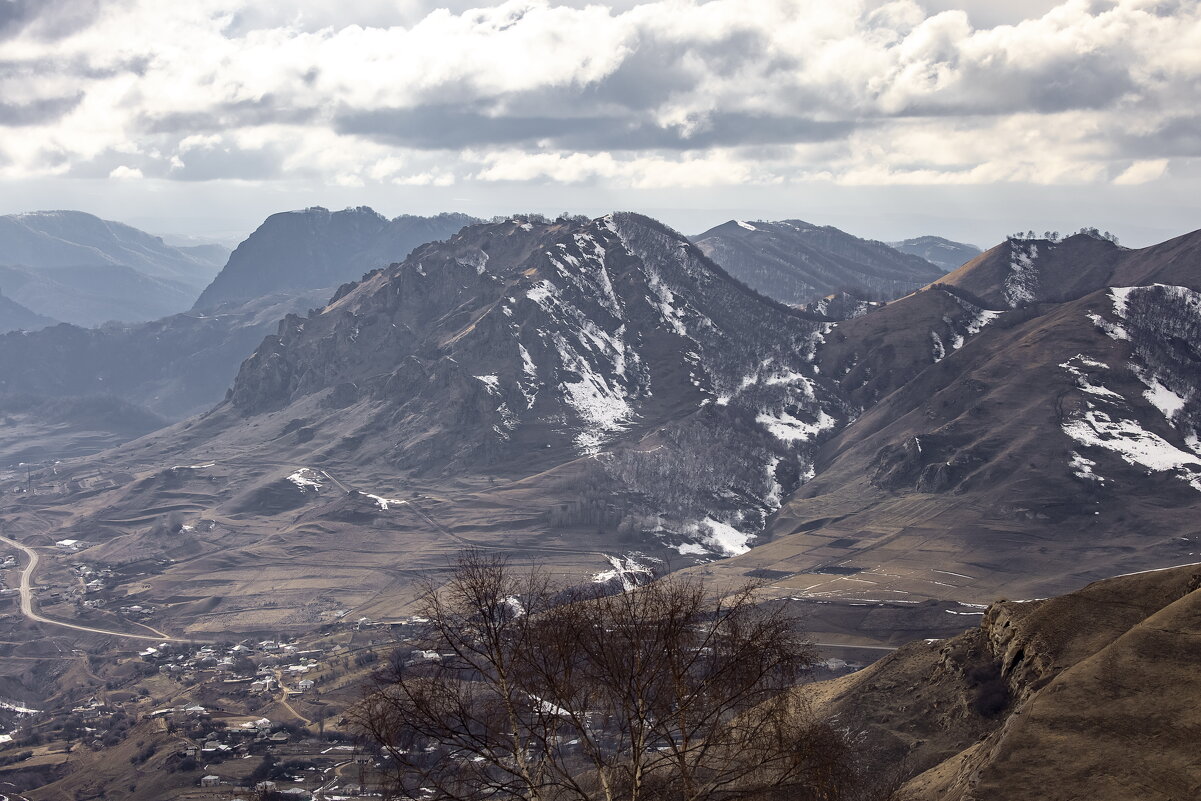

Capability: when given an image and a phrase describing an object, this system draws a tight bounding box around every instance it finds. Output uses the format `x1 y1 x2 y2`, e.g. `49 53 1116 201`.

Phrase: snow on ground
1069 451 1104 482
698 517 753 556
1062 408 1201 490
0 700 39 714
764 455 783 509
287 469 323 491
360 493 406 510
951 307 1003 350
931 331 946 363
550 331 633 455
526 280 559 308
756 408 836 443
474 375 500 394
1141 376 1188 421
592 555 655 590
736 220 758 231
1059 355 1122 399
1003 242 1039 307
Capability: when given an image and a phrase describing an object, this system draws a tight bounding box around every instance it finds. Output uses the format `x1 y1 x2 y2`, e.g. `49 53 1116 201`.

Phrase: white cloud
1113 158 1168 185
0 0 1197 191
108 165 144 179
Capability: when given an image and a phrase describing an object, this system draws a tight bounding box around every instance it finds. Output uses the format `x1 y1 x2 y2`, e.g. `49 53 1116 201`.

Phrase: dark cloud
1117 116 1201 159
0 0 100 41
65 141 284 182
0 55 149 81
891 50 1137 117
169 144 284 182
336 105 856 151
139 97 320 135
0 93 83 126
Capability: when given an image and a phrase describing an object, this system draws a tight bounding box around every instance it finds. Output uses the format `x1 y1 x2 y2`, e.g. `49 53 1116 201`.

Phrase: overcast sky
0 0 1198 247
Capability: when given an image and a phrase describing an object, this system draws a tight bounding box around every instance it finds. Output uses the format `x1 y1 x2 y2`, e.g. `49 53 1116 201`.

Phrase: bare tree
352 551 881 801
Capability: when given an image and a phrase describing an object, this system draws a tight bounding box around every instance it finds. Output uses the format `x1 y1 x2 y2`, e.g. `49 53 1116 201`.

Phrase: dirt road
0 533 203 643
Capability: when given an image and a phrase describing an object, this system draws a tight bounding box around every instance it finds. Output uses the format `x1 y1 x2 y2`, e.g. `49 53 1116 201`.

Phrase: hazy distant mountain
192 206 478 310
0 210 225 325
888 235 982 271
0 289 56 333
692 219 946 305
0 289 330 422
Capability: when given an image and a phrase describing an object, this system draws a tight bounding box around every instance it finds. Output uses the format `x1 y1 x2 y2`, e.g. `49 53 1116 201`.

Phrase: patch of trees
1006 228 1118 244
352 550 892 801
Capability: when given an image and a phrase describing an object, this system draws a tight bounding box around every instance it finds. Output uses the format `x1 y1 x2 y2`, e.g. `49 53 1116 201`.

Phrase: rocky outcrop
801 565 1201 801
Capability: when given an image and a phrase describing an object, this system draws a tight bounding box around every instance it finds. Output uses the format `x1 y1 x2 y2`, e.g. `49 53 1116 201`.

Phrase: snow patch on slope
1003 242 1039 307
287 469 323 491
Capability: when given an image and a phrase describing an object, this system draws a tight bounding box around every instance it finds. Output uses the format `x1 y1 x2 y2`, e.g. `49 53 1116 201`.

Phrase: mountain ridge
192 206 478 310
691 218 947 306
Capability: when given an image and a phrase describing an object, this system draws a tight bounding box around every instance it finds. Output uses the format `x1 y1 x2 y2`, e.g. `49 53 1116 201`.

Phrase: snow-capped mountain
703 227 1201 607
219 213 848 556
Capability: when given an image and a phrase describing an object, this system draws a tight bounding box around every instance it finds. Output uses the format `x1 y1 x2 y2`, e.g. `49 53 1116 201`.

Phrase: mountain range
691 219 952 305
1 216 1197 646
0 211 228 328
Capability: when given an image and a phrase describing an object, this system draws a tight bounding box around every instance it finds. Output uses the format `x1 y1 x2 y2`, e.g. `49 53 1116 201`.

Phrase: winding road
0 533 201 643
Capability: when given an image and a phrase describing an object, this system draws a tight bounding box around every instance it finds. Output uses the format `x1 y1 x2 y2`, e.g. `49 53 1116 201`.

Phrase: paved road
0 533 202 643
811 641 900 652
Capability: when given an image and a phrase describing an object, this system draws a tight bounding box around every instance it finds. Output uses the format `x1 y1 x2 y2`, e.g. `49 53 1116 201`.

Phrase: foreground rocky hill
799 563 1201 800
692 219 946 305
193 206 477 310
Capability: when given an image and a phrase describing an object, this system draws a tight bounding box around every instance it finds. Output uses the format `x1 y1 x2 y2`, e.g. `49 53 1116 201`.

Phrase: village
0 605 433 800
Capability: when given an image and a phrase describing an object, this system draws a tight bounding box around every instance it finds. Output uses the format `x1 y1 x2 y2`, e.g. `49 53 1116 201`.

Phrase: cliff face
799 565 1201 801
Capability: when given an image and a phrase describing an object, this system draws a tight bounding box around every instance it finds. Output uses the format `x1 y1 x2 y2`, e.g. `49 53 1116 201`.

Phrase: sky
0 0 1199 248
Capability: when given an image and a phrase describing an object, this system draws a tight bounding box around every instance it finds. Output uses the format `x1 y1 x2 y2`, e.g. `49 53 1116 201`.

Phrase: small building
200 775 221 787
297 679 315 693
55 539 80 551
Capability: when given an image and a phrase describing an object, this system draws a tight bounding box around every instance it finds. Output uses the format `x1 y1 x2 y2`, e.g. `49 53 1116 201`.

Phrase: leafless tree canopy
352 551 885 801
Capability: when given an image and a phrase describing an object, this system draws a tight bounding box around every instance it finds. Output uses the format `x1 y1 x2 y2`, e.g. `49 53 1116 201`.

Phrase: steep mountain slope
0 289 330 422
697 228 1201 612
0 213 848 634
0 290 56 333
198 213 844 551
192 207 477 310
691 219 946 305
798 564 1201 801
0 211 223 324
889 235 981 271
